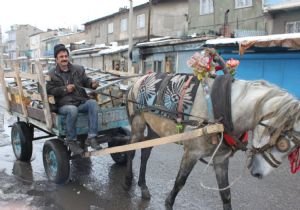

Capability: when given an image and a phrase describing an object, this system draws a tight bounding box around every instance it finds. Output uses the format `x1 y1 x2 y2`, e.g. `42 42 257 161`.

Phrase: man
115 63 120 71
46 44 101 155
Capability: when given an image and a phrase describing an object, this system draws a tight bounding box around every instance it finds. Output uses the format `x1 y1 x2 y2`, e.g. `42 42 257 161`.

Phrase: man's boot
87 137 102 150
67 141 84 155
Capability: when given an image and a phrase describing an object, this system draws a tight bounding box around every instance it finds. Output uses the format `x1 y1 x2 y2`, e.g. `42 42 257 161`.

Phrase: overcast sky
0 0 148 34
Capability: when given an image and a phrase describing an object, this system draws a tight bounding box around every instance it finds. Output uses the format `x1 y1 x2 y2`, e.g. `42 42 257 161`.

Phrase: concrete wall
188 0 266 36
151 1 188 38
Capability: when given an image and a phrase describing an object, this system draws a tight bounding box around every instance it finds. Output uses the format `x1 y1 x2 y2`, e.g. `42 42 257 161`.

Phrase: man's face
56 51 69 70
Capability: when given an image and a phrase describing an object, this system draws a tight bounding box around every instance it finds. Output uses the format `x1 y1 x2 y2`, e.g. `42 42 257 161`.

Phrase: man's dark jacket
46 63 93 109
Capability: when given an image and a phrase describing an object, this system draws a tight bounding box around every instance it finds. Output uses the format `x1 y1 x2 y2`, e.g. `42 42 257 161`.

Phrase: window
143 61 152 74
154 61 162 73
108 22 114 34
235 0 252 8
120 18 127 32
286 21 300 33
200 0 214 15
137 14 145 29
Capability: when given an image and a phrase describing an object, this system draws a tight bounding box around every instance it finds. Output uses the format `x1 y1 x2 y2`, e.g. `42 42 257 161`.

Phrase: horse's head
248 117 300 178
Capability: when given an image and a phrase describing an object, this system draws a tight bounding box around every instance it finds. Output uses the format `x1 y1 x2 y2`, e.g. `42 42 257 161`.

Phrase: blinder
275 136 291 153
252 122 300 168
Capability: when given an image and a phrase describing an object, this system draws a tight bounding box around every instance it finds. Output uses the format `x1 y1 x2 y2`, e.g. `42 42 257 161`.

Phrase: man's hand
91 80 99 89
66 84 75 93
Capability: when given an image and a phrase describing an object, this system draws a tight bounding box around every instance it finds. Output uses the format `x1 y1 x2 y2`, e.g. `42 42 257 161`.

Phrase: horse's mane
239 79 300 130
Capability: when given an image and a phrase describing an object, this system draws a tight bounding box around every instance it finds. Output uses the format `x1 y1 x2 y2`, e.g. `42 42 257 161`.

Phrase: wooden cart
0 59 224 184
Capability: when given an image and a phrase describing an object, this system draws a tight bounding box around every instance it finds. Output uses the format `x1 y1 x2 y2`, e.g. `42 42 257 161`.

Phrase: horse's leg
124 114 145 188
213 156 232 210
165 148 199 209
138 146 153 199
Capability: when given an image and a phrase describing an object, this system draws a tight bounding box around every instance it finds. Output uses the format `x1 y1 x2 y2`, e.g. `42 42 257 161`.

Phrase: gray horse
124 73 300 210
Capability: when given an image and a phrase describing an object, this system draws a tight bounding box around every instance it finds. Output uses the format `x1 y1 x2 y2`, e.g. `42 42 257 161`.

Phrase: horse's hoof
141 188 151 200
223 203 232 210
165 200 173 210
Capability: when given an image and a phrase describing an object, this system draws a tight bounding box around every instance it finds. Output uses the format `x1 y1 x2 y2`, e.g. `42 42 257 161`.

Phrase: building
6 24 43 59
29 30 58 59
134 33 300 98
42 30 85 58
84 0 189 46
263 0 300 34
188 0 300 37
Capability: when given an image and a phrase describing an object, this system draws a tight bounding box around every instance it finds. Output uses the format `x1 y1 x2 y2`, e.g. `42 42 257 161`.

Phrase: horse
124 72 300 210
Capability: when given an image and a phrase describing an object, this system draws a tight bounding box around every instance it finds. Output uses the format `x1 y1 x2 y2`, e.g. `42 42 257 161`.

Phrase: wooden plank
0 32 10 111
7 86 18 94
0 71 11 111
84 123 224 158
10 110 59 136
4 71 16 78
19 72 39 80
36 62 53 129
14 67 28 117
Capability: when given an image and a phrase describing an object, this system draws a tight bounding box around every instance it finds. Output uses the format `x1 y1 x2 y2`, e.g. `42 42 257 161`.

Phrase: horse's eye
275 137 290 153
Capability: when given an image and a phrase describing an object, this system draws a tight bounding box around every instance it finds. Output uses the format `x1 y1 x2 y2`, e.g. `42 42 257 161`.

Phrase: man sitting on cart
46 44 101 155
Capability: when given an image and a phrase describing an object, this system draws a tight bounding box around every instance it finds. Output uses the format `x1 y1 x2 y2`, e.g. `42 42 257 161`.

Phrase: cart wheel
43 139 70 184
108 129 130 165
11 122 33 161
108 139 128 165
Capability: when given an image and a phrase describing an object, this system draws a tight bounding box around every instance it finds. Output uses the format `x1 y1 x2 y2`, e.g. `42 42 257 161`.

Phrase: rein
82 85 210 122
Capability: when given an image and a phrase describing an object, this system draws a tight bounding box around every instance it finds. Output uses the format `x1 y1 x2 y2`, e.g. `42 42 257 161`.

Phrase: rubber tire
108 140 127 165
11 122 33 161
108 129 130 165
43 139 70 184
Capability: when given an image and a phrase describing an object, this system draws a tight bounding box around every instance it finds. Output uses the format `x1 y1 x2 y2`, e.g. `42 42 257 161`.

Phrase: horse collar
223 132 248 151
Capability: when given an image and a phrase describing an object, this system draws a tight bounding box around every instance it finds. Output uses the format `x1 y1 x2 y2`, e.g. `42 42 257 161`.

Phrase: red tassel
288 147 300 174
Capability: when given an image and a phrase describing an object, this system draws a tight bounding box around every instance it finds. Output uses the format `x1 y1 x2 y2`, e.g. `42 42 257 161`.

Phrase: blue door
222 51 300 99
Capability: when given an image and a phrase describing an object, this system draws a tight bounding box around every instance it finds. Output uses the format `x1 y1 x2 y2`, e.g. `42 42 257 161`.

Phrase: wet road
0 96 299 210
0 114 300 210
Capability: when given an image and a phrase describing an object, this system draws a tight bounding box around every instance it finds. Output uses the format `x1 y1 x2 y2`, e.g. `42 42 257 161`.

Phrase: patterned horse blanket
133 73 200 120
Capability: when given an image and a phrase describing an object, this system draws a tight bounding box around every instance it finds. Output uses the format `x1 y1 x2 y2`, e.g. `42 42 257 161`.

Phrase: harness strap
262 151 281 168
177 76 193 119
156 74 173 106
223 132 248 151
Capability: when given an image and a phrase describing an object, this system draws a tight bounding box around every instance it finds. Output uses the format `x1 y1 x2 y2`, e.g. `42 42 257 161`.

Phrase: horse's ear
293 119 300 133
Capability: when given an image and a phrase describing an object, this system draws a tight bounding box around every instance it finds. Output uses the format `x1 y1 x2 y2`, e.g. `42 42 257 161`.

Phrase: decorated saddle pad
135 73 200 120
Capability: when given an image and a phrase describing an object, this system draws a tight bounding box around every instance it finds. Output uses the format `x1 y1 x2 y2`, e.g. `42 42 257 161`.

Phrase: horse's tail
125 85 135 124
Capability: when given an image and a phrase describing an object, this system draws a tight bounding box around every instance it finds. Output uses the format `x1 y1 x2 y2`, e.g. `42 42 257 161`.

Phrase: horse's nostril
253 173 263 179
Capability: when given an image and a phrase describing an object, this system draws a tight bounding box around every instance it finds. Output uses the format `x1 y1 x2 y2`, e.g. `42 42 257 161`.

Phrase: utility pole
0 25 3 67
0 25 3 69
128 0 133 74
147 0 152 41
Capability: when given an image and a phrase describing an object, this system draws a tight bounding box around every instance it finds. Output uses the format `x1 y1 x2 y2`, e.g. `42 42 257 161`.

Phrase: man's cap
54 44 69 58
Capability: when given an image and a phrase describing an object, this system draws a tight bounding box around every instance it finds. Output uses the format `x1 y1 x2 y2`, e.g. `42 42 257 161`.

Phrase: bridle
250 121 300 168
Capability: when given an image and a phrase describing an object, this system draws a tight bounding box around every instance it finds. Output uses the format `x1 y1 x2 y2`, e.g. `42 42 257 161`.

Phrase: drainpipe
223 9 230 37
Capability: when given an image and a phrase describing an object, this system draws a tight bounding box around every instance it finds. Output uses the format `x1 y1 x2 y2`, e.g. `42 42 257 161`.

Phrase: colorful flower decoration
226 58 240 76
187 49 240 80
187 51 213 81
